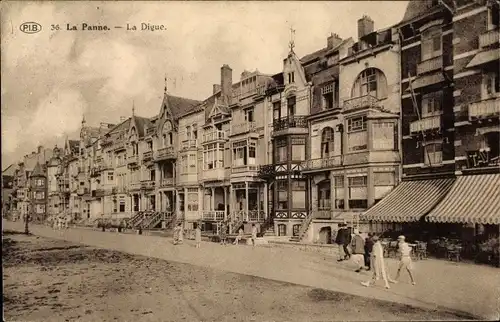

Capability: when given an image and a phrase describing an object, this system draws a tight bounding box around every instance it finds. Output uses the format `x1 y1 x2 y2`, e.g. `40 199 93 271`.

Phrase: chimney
358 15 374 39
327 33 342 49
220 64 232 104
213 84 221 94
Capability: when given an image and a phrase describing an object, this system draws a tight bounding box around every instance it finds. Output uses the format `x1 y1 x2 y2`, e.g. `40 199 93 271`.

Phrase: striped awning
466 49 499 69
426 174 500 224
407 72 445 91
361 178 455 222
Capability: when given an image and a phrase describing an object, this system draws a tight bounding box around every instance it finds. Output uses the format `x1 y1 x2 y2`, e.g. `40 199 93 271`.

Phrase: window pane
292 191 306 209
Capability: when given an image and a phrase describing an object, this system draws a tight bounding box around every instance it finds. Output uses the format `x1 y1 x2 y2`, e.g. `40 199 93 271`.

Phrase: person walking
351 229 365 273
392 235 416 285
173 222 183 245
251 223 258 246
233 226 244 245
335 224 346 261
361 235 393 289
219 221 227 246
195 222 202 248
364 232 374 271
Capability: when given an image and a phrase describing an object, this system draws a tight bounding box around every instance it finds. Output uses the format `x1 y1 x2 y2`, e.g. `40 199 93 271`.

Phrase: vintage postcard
2 0 499 321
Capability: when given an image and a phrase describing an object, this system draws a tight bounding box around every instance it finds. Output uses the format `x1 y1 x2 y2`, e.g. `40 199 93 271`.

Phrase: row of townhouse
3 0 498 245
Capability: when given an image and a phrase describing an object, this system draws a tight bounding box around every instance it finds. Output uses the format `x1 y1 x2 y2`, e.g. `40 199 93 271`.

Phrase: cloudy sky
1 0 408 168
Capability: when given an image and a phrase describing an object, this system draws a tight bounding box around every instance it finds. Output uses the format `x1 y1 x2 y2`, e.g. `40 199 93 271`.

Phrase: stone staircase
231 220 244 234
129 211 145 229
289 213 313 242
141 212 163 229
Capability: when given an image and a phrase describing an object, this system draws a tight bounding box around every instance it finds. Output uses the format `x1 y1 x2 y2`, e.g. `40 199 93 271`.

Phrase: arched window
351 68 388 99
321 127 335 158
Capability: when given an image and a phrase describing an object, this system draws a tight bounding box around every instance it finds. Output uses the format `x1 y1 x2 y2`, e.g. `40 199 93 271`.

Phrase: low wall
268 240 341 257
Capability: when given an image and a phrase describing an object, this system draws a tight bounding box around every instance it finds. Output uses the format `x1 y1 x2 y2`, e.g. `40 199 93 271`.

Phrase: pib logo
20 22 42 34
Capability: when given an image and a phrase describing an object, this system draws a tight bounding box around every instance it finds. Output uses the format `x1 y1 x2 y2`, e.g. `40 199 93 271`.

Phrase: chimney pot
327 33 342 49
358 15 374 39
220 65 233 105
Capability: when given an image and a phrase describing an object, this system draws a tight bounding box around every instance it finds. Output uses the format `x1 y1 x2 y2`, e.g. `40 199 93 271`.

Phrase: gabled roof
161 94 202 120
131 115 153 137
2 164 16 176
400 0 441 25
30 162 45 177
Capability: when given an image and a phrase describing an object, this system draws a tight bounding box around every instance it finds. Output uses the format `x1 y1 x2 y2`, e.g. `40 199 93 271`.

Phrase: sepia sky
1 0 409 169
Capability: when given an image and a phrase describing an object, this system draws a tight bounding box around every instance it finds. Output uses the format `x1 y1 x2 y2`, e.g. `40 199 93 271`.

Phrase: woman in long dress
361 235 394 289
173 223 183 245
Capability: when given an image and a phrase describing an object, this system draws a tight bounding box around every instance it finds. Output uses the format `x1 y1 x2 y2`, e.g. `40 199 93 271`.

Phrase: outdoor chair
446 244 461 262
415 242 428 260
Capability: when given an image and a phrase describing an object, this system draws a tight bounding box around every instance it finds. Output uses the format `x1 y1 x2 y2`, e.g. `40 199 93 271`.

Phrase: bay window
291 138 306 161
333 176 345 209
291 180 306 209
347 116 368 152
189 153 197 172
232 140 256 166
348 175 367 209
205 143 225 169
372 122 395 150
275 138 287 163
187 189 198 211
277 180 288 210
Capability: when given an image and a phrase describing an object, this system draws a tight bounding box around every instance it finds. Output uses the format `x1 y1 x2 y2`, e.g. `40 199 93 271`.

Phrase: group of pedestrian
336 226 416 289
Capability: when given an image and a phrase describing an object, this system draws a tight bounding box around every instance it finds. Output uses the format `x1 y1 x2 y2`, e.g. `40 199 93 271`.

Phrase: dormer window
288 72 295 84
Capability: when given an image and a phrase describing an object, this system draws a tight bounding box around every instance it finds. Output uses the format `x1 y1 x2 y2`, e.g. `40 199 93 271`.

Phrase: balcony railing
231 210 265 222
273 115 308 132
231 165 259 174
154 146 175 160
469 97 500 120
160 178 174 187
182 139 197 150
130 182 142 190
146 127 156 135
343 95 381 112
301 155 342 171
231 122 257 136
417 56 443 75
143 151 153 161
202 168 226 181
479 29 499 48
141 180 155 189
410 115 441 133
202 130 227 143
202 210 225 221
127 154 139 164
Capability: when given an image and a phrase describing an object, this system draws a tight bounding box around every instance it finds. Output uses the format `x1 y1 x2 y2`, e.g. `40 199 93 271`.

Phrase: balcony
181 139 197 150
202 168 226 181
202 210 226 221
230 122 257 136
231 210 265 222
113 142 126 151
479 29 499 48
343 95 381 112
154 146 176 161
202 130 227 143
130 182 142 190
143 151 153 161
77 188 89 196
301 155 342 172
410 115 441 133
258 164 275 179
159 177 174 187
272 115 308 135
140 180 155 190
231 165 259 174
417 56 443 75
468 97 500 120
127 154 139 165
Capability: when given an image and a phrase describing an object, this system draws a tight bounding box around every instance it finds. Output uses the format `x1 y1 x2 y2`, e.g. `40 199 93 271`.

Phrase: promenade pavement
3 220 499 320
